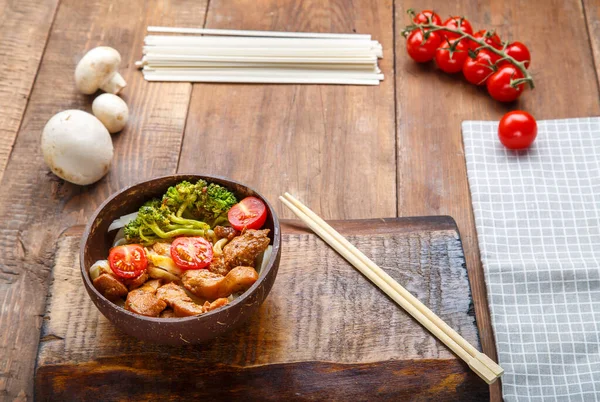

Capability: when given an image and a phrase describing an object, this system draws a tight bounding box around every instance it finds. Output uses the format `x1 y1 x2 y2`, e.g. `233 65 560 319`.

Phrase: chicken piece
172 300 205 317
156 282 205 317
93 273 128 301
122 270 148 291
152 241 171 256
203 298 229 312
223 229 270 269
214 226 239 240
182 266 259 300
182 270 222 300
125 279 166 317
208 254 229 276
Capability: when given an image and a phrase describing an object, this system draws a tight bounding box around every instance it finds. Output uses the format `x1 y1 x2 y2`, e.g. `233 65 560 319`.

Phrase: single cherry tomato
504 41 531 68
435 38 468 73
406 29 442 63
486 65 525 102
442 16 473 39
462 50 497 85
228 196 268 231
498 111 537 149
108 244 148 279
413 10 442 25
471 30 503 50
170 236 213 270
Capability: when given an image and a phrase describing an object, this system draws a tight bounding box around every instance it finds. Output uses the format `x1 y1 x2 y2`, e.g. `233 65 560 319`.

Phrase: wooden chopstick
279 193 503 384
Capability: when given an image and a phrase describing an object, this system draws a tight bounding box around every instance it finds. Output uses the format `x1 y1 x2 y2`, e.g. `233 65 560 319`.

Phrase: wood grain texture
0 1 207 398
0 0 59 181
178 0 397 220
394 1 600 400
36 218 488 401
584 0 600 84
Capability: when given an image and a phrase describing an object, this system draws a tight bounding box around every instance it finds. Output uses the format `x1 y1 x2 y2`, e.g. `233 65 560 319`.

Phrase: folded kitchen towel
462 117 600 402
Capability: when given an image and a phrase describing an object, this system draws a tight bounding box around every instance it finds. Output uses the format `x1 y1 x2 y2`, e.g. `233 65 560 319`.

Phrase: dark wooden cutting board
35 216 489 401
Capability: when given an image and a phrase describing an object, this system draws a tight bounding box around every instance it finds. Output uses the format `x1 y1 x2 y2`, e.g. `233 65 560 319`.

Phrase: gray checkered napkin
462 117 600 402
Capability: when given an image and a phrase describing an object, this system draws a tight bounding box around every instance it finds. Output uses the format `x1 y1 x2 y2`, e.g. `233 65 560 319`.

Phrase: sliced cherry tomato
486 65 525 102
442 16 473 39
228 196 267 231
471 30 502 50
413 10 442 25
109 244 148 279
498 111 537 149
435 38 468 74
504 41 531 68
462 50 497 85
406 29 442 63
170 236 213 270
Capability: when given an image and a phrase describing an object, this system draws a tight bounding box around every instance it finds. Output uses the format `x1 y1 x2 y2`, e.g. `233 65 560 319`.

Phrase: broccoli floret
124 196 210 245
160 180 236 227
162 180 205 217
193 183 237 227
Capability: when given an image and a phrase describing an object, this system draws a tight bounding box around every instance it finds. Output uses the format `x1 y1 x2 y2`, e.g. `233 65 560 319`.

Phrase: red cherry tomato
463 50 497 85
435 38 468 73
228 196 267 231
486 65 525 102
498 111 537 149
170 236 213 270
471 30 503 50
413 10 442 25
442 16 473 39
109 244 148 279
406 29 442 63
504 41 531 68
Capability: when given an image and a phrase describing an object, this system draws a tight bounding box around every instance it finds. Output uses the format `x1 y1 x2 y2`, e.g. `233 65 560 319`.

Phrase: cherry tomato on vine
109 244 148 279
442 16 473 39
406 29 443 63
498 111 537 149
170 236 213 270
486 65 525 102
471 30 503 50
504 41 531 68
413 10 442 25
435 38 468 73
462 50 497 85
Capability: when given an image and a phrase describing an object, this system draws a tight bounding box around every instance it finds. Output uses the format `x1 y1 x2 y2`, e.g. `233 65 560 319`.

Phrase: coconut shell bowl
80 174 281 345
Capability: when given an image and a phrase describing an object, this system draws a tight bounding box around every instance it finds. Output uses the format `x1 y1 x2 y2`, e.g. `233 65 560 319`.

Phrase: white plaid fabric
462 117 600 402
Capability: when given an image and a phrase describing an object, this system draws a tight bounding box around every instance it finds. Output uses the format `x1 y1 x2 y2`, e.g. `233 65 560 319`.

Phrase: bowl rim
79 173 281 323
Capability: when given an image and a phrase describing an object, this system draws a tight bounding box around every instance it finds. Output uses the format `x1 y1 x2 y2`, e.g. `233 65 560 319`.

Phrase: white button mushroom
75 47 127 94
41 110 114 185
92 94 129 133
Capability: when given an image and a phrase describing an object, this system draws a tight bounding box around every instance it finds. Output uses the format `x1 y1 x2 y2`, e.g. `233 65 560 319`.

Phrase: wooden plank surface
0 0 207 398
394 1 600 400
584 0 600 82
36 217 489 401
0 0 59 180
178 0 397 220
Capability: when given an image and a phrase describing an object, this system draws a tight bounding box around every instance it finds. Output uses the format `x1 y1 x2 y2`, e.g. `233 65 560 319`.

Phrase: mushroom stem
101 72 127 94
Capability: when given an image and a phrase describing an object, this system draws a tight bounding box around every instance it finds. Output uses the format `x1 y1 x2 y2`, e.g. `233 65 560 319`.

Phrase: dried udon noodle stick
138 27 383 85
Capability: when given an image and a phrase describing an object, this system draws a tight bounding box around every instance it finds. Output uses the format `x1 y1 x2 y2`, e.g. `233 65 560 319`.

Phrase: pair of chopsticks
279 193 503 384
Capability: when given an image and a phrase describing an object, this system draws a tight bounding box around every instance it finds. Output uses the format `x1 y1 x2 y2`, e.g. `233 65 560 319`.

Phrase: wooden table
1 0 599 400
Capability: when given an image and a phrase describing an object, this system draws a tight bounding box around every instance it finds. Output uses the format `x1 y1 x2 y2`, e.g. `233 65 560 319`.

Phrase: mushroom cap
41 110 114 185
75 47 123 94
92 94 129 133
